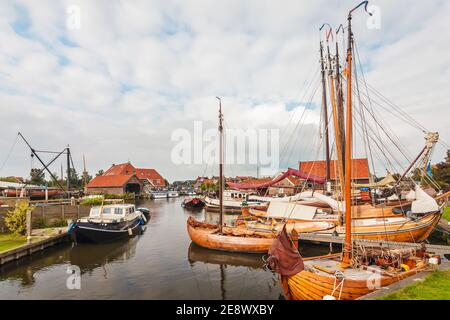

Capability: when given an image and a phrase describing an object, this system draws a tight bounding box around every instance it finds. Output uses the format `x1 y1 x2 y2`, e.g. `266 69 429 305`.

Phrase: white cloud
0 0 448 182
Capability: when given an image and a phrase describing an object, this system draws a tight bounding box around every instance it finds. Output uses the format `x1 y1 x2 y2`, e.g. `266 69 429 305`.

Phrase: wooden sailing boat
187 98 277 253
268 2 439 300
237 2 443 244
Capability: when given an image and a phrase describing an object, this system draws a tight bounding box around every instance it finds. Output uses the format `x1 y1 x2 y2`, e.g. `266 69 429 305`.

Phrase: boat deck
304 258 386 280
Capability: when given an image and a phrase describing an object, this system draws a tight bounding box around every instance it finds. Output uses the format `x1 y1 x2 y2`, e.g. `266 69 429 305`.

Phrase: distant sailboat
187 98 277 253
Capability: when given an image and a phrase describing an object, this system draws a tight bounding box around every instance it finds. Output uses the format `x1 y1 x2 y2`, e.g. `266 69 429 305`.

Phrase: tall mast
343 1 372 265
324 27 345 224
217 97 224 233
319 36 331 182
336 24 346 175
66 145 71 196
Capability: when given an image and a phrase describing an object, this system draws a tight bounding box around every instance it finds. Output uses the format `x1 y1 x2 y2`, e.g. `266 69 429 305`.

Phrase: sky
0 0 449 182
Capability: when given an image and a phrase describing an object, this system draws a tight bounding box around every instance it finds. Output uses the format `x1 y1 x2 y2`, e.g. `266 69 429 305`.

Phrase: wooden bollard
26 210 32 243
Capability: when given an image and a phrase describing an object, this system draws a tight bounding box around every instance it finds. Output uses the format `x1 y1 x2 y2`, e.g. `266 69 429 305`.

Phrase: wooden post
26 210 32 243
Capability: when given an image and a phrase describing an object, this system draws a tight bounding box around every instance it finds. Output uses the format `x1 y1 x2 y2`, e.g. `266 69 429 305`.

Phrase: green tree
67 168 82 188
433 150 450 188
96 169 104 177
5 201 34 235
82 170 92 187
29 168 45 185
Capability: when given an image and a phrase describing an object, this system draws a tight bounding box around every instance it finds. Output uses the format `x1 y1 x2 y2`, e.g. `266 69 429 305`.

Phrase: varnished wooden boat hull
335 213 441 242
187 218 275 253
246 206 441 243
284 265 426 300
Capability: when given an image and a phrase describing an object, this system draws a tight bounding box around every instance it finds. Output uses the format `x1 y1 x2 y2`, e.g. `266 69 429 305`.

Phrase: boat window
129 207 135 213
114 208 123 215
90 207 101 217
102 208 112 214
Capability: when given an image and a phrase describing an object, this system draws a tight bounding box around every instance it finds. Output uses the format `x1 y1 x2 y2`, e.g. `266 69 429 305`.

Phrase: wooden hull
3 188 64 199
339 213 441 242
187 217 275 253
284 258 427 300
246 206 441 243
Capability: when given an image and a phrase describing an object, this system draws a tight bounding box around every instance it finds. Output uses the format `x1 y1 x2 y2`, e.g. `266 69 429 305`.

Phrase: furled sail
227 168 325 190
411 185 439 214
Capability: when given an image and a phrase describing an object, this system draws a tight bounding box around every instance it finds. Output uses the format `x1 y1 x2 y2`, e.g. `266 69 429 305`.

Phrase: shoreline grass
0 233 27 252
443 206 450 222
378 270 450 300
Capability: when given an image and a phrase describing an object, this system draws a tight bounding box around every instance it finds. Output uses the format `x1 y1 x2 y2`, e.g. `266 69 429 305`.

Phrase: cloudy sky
0 0 449 182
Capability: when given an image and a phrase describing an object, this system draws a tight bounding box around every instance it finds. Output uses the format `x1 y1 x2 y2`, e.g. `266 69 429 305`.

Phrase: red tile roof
238 177 274 186
135 168 165 186
90 162 166 188
104 163 135 176
299 158 370 180
87 174 135 188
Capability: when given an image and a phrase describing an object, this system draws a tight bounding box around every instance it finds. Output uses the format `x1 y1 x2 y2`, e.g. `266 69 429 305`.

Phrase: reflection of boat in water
187 243 264 269
70 237 139 273
0 245 71 287
0 236 142 288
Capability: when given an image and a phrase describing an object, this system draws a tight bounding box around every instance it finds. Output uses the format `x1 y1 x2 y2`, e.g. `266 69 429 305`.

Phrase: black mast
336 24 346 173
216 97 224 234
319 31 331 182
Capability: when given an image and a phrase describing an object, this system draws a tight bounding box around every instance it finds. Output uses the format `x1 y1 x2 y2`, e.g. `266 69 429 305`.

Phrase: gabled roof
135 168 164 181
87 174 137 188
104 163 135 176
299 158 370 180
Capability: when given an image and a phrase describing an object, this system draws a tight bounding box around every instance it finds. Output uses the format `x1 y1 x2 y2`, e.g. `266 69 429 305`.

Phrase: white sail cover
411 185 439 214
266 202 317 220
405 190 416 201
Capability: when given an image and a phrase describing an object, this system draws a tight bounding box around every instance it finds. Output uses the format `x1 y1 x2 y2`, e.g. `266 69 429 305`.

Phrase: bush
80 198 104 206
5 201 34 235
32 217 47 229
52 219 68 227
103 192 135 200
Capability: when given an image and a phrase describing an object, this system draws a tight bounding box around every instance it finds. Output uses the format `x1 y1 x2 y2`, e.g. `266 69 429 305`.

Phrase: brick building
86 162 166 195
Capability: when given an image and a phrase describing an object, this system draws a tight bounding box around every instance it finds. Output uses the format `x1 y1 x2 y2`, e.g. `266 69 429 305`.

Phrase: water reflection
0 198 332 299
70 237 139 275
188 243 264 269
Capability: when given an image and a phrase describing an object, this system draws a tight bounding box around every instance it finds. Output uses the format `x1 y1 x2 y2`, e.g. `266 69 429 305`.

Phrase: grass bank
0 233 27 252
443 206 450 222
378 270 450 300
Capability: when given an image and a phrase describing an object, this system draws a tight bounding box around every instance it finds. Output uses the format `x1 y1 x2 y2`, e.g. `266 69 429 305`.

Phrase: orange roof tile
104 163 135 176
135 168 165 186
87 174 136 188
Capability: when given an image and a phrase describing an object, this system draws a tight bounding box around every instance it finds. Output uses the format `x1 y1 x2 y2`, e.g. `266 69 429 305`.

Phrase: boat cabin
224 190 249 201
89 204 137 219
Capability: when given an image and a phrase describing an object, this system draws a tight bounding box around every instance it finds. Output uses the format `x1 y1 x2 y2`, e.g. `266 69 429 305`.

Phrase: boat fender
429 256 441 265
400 264 410 271
128 228 133 236
67 222 76 233
141 213 147 223
323 295 336 300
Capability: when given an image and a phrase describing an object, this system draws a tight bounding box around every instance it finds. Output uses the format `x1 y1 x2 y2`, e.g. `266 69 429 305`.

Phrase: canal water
0 198 332 300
